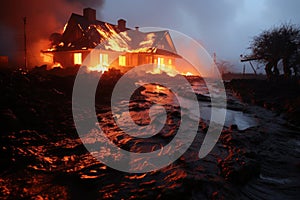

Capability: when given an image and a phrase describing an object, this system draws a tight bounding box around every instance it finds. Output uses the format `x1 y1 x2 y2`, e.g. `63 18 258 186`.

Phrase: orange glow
42 53 53 63
93 23 130 52
80 25 201 76
119 55 126 66
126 174 147 180
184 72 194 76
88 53 109 73
157 57 164 66
63 23 68 33
74 53 82 65
99 54 108 66
91 23 157 53
155 85 165 92
149 57 179 77
173 57 202 77
51 62 63 69
88 64 108 73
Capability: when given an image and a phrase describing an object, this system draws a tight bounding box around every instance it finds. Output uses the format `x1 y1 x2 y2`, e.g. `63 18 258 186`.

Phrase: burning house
42 8 180 74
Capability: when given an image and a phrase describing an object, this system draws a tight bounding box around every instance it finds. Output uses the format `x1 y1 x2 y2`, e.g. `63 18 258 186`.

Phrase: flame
51 62 63 69
183 72 194 76
46 47 56 52
63 22 68 33
41 52 53 63
147 61 179 77
91 23 129 52
152 65 179 77
92 23 156 53
88 64 108 73
48 22 199 77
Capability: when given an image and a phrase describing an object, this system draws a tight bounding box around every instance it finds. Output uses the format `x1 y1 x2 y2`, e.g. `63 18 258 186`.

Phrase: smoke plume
0 0 105 68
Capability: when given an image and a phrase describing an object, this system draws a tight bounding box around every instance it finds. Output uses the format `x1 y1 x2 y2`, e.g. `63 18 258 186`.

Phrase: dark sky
1 0 300 72
101 0 300 72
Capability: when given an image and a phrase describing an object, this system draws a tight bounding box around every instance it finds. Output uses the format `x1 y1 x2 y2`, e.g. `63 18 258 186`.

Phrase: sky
1 0 300 72
100 0 300 73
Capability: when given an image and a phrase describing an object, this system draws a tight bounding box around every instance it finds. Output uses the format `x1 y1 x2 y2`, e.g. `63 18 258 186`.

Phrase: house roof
45 12 178 56
69 13 129 33
96 29 178 55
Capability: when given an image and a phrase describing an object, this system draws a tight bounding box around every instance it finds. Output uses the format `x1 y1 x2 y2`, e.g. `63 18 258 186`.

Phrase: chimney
83 8 96 22
135 26 139 31
117 19 126 32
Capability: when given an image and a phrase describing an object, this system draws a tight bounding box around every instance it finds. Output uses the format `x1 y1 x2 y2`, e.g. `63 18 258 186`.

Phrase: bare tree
249 23 300 78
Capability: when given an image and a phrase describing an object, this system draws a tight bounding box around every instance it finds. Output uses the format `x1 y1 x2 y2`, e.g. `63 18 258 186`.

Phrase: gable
52 13 177 56
96 29 177 55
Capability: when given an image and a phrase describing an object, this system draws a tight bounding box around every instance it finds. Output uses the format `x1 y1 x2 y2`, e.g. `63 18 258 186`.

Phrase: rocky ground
0 68 299 199
228 78 300 126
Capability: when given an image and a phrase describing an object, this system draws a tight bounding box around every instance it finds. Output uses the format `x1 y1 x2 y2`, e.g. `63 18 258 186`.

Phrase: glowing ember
51 62 63 69
92 23 157 53
184 72 194 76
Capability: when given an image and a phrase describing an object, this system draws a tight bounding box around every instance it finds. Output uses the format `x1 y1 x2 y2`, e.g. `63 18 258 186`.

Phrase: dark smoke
0 0 105 68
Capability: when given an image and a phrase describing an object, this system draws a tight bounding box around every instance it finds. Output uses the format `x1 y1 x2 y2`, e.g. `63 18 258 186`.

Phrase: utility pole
213 52 217 64
212 52 217 77
23 17 27 70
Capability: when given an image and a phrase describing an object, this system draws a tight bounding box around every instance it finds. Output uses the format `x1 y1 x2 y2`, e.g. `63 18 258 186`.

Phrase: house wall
52 49 122 69
51 49 176 74
53 51 90 68
109 53 176 73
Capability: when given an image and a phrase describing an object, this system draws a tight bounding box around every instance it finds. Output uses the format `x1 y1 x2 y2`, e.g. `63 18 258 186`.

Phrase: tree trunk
283 58 291 77
265 62 273 78
273 60 279 76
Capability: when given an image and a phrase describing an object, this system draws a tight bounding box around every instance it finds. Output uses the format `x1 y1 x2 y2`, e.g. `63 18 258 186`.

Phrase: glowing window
168 59 172 65
157 57 164 66
119 55 126 66
100 54 108 66
74 53 82 65
43 53 53 63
